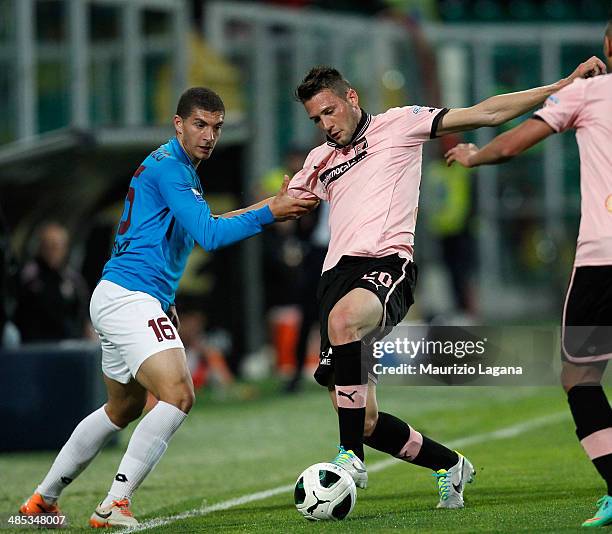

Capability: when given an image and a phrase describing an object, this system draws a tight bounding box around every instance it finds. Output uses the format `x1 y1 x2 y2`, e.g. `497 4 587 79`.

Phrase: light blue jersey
102 137 274 310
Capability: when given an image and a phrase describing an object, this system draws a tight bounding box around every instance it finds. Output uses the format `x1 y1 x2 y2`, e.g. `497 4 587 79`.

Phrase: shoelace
112 499 133 517
433 470 451 501
332 445 352 467
596 496 610 510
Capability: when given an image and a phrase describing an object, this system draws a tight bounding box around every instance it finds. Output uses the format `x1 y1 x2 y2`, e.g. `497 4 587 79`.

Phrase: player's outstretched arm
445 117 555 168
436 56 605 136
219 177 318 220
268 175 319 221
157 163 276 251
218 198 273 219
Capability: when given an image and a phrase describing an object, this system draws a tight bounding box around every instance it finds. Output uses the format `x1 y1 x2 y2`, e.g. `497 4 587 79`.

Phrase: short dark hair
294 66 352 103
176 87 225 118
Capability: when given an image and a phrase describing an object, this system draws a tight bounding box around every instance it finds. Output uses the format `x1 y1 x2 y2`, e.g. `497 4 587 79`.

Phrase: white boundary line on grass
122 411 569 532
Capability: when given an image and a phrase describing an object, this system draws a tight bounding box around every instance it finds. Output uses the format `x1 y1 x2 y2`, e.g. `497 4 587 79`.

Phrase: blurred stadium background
0 0 609 451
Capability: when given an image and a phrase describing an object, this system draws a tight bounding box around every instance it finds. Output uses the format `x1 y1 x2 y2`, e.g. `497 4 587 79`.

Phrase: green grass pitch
0 384 605 532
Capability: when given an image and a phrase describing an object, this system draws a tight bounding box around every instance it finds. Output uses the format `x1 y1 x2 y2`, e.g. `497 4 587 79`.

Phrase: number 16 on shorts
147 317 176 342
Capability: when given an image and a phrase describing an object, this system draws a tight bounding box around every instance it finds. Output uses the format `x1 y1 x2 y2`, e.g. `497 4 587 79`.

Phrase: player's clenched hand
269 175 319 221
168 305 180 332
445 143 479 168
567 56 607 82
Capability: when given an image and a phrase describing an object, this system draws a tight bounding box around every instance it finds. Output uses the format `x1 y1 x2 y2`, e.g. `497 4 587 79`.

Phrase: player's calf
334 341 369 461
363 411 475 507
567 384 612 496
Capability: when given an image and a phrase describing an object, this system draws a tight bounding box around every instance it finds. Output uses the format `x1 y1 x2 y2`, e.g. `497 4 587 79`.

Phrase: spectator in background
257 147 309 310
14 222 89 342
285 201 330 393
0 202 15 345
256 147 311 378
258 147 332 393
178 303 235 393
422 134 477 319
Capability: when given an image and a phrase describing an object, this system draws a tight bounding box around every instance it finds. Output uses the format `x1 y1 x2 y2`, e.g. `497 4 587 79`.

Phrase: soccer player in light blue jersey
19 87 317 527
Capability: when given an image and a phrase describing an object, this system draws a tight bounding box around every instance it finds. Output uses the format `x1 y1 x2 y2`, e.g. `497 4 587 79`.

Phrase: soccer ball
294 462 356 521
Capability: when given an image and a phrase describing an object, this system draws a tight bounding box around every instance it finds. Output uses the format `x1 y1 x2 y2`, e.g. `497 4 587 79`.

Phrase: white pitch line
122 411 570 533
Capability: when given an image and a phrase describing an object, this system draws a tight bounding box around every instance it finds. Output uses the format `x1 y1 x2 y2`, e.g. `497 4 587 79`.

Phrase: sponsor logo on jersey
319 147 368 189
547 95 560 104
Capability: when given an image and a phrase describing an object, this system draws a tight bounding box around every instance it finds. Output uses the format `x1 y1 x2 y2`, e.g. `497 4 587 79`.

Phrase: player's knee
106 399 145 428
123 403 145 426
170 390 195 414
561 363 603 393
328 307 360 345
561 367 575 393
158 384 195 414
363 412 379 438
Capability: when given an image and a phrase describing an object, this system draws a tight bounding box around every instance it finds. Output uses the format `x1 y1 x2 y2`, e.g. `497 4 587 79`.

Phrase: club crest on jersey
191 188 204 202
353 138 368 156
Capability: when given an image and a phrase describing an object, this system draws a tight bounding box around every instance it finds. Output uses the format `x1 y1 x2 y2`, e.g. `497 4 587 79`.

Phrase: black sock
593 456 612 496
364 412 410 455
568 384 612 495
412 436 459 471
334 341 367 461
364 411 458 470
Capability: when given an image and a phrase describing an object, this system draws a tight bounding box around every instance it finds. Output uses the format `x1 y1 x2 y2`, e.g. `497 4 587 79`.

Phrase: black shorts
314 254 417 388
562 265 612 364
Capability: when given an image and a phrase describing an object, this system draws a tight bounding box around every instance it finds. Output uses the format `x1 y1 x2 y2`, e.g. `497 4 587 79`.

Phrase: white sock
36 406 121 503
102 401 187 506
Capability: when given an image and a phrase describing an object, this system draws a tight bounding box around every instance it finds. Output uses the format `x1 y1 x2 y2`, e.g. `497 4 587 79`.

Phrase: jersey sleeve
532 79 586 133
387 105 449 146
287 149 330 201
157 161 274 252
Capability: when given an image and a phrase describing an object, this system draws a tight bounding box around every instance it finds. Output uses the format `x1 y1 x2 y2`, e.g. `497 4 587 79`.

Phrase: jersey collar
326 108 371 149
169 137 198 169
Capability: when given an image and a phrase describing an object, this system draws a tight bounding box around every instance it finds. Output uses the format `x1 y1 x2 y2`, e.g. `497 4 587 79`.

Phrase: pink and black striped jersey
289 105 447 273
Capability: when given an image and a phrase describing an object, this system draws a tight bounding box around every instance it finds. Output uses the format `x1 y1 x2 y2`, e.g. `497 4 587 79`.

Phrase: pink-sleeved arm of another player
532 79 586 133
287 150 329 201
387 105 450 146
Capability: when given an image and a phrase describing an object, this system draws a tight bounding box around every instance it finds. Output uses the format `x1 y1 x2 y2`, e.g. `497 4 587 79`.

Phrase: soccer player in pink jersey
446 21 612 528
289 57 605 510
